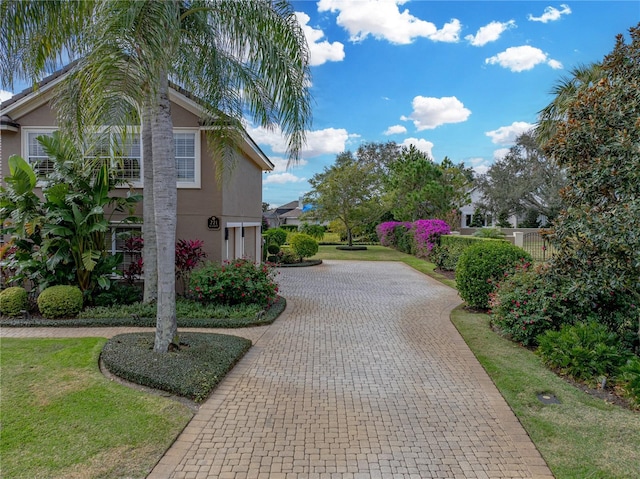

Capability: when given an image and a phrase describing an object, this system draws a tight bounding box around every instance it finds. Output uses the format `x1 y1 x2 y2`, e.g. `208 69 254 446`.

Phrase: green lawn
315 244 640 478
0 338 193 479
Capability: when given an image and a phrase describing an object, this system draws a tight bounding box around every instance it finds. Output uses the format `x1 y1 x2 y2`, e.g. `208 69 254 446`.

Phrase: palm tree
535 63 603 146
1 0 312 352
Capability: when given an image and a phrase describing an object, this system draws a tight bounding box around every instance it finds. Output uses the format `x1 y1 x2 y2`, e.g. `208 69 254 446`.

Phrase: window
23 128 199 188
105 224 143 277
174 131 199 188
26 130 56 176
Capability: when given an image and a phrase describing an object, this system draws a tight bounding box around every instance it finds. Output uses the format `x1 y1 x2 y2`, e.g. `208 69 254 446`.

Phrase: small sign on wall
207 216 220 230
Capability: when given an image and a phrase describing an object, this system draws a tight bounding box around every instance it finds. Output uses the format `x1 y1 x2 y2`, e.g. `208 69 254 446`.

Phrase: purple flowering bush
411 220 450 259
376 219 449 258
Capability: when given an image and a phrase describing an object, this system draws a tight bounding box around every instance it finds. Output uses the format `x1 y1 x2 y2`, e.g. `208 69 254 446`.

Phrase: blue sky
255 0 639 208
1 1 637 209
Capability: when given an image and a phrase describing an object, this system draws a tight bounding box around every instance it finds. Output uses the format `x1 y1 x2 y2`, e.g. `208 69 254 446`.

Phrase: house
263 200 304 228
0 67 274 266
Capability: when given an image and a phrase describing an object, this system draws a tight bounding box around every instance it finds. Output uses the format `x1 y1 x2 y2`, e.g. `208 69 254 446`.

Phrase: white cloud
401 96 471 130
317 0 461 44
401 138 434 157
269 156 308 173
384 124 407 135
0 90 13 102
246 124 351 159
485 45 562 72
295 12 345 66
528 4 572 23
465 20 515 47
468 157 491 176
486 121 534 145
263 172 306 185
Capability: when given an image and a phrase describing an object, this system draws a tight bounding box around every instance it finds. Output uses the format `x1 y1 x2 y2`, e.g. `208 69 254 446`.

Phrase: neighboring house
460 188 519 229
263 200 303 228
0 68 274 266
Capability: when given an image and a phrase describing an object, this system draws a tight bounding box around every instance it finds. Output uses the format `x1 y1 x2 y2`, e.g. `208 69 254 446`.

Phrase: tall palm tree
1 0 312 352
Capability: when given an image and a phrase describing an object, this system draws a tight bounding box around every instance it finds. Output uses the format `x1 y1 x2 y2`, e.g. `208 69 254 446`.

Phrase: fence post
514 231 524 248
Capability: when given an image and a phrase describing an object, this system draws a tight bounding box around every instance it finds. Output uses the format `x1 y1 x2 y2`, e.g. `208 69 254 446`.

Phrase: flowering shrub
189 259 278 307
411 219 450 258
489 263 573 346
376 222 408 248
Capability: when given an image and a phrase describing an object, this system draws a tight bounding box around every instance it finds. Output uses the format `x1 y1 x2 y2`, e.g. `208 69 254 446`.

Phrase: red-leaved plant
175 239 207 294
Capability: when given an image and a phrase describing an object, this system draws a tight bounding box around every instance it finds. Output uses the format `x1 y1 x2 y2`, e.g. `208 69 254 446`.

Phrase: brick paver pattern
149 260 552 479
2 260 553 478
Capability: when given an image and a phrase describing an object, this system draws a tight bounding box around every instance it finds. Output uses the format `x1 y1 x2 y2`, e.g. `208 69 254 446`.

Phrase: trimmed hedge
37 285 83 318
0 287 28 317
101 332 252 402
431 235 506 272
289 233 319 260
456 241 532 310
1 295 286 328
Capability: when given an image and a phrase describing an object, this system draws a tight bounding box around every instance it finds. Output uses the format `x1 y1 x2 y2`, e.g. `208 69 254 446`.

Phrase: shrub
456 241 532 310
0 287 28 317
92 283 142 307
537 321 631 385
473 227 505 239
189 259 278 307
101 332 252 402
264 228 288 247
289 233 319 261
411 219 450 259
37 285 83 318
618 356 640 407
175 239 207 294
267 244 280 255
376 221 411 248
431 235 504 272
489 264 574 346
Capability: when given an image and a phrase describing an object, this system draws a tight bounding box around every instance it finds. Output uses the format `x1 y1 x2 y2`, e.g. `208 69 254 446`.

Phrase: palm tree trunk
152 73 177 353
142 100 158 304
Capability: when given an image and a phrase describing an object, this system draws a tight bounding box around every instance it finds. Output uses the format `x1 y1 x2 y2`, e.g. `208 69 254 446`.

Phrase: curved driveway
2 260 553 478
150 260 552 479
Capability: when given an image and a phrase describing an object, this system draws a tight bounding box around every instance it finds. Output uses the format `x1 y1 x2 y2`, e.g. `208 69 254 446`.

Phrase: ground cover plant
0 337 193 479
101 332 252 402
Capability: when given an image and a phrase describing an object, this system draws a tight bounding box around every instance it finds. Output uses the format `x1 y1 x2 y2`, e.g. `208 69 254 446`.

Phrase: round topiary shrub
264 228 288 247
289 233 319 261
0 287 28 317
267 244 280 255
37 285 84 318
456 241 532 310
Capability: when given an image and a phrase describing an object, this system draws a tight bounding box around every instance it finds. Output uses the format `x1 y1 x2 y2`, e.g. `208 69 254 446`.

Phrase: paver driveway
149 260 552 479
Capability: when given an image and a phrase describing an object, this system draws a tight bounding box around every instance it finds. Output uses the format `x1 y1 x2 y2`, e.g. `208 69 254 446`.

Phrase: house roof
0 64 274 171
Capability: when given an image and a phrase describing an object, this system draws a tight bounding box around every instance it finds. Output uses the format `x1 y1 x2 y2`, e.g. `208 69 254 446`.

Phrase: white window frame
21 127 201 189
174 128 201 189
106 223 143 278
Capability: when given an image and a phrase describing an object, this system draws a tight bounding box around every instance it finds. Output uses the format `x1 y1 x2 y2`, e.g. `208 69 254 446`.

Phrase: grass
314 244 640 478
0 337 194 479
451 308 640 478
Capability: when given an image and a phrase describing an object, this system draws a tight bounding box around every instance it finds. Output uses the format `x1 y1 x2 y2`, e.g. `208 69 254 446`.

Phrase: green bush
456 241 532 310
92 283 142 307
299 223 326 240
267 244 280 255
619 356 640 407
473 227 505 239
0 287 28 317
37 285 83 318
432 235 505 272
189 259 278 307
264 228 288 247
101 332 252 402
289 233 319 260
489 264 574 346
537 321 630 385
